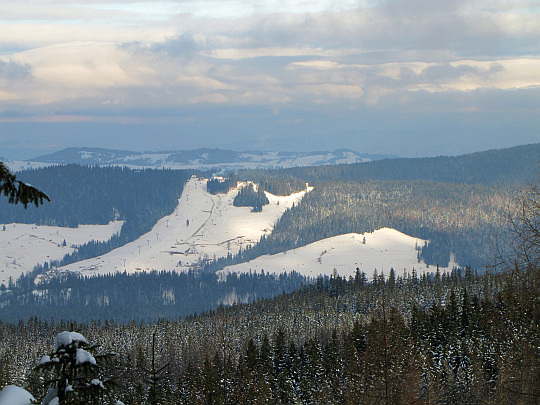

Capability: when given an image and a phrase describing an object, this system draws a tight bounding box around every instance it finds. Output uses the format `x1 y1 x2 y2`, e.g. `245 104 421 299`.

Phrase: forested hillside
3 146 535 277
205 180 512 271
0 270 308 323
0 146 537 326
0 148 537 404
0 165 192 270
241 144 539 186
1 265 537 404
210 145 537 271
0 165 191 228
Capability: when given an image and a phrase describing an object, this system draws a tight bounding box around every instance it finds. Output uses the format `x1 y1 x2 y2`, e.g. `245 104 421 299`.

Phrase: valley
0 145 535 323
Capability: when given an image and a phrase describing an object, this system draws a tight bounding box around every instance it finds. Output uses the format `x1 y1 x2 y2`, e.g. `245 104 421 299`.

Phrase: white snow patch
220 228 458 279
56 331 88 349
41 388 59 405
75 348 96 365
0 221 123 284
2 160 57 172
0 385 34 405
91 379 105 389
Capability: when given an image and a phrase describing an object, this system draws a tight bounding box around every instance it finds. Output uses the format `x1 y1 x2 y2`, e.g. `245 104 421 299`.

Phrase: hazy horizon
3 141 539 162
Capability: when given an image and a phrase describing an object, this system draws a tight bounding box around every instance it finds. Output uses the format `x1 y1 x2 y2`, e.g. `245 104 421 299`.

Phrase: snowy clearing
220 228 458 280
0 221 123 286
55 178 310 276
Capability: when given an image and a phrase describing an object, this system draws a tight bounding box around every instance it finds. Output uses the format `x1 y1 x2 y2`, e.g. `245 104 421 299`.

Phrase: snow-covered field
56 179 310 276
220 228 458 280
0 221 123 285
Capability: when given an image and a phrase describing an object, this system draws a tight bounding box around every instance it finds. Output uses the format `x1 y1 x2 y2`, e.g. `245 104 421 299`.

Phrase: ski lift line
187 195 216 241
218 236 246 245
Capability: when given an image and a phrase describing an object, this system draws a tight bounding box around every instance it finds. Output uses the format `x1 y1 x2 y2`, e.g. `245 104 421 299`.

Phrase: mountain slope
53 178 310 276
252 143 540 186
0 221 123 284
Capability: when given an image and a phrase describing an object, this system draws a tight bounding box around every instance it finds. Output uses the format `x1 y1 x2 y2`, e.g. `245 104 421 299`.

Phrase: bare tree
496 180 539 274
494 180 540 403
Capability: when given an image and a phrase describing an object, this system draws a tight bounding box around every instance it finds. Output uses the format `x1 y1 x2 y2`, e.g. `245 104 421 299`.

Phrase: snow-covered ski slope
220 228 458 279
55 178 310 276
0 221 123 285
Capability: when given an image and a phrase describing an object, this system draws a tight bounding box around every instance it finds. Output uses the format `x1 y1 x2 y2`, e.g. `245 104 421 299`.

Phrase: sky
0 0 539 159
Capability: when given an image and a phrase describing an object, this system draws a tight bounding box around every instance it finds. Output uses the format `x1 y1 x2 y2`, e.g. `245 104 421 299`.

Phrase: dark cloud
120 33 200 60
0 60 32 81
404 62 506 84
151 33 199 59
227 0 537 64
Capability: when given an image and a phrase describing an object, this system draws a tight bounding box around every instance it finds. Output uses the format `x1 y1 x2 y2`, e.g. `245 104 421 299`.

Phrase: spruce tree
35 331 119 404
0 162 49 207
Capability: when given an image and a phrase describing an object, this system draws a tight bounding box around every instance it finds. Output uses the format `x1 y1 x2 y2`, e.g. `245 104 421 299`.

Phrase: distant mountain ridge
29 147 392 169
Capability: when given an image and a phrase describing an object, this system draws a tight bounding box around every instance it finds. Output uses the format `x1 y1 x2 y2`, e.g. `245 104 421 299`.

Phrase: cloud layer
0 0 539 157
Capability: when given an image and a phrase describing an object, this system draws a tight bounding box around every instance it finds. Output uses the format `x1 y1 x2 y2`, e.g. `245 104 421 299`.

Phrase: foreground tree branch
0 161 50 208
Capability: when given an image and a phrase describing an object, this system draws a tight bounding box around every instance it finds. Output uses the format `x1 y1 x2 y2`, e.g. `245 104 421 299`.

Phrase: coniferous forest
0 270 308 323
233 183 269 212
204 180 510 272
1 263 538 404
0 145 538 404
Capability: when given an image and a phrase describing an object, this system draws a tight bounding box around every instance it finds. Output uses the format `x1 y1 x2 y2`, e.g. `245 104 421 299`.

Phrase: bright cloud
0 0 538 157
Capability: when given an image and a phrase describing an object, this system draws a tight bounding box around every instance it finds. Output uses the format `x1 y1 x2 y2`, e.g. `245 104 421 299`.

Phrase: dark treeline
207 175 238 195
207 175 306 197
0 165 191 228
243 176 308 196
0 270 308 323
233 183 269 212
1 265 537 404
205 180 511 272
